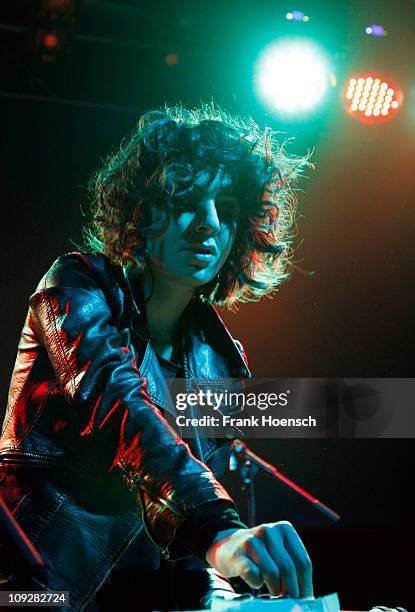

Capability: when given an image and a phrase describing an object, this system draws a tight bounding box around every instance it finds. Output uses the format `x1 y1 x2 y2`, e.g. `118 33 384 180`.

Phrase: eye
174 202 192 212
216 196 240 221
170 198 196 215
171 188 203 213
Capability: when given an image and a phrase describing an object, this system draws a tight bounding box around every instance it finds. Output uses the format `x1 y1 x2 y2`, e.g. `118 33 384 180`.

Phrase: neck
140 266 195 358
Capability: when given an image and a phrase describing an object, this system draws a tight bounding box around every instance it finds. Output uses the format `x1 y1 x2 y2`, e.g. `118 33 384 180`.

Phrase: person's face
148 171 240 289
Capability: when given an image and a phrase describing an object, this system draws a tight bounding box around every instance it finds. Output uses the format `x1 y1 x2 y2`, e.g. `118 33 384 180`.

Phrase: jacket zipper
0 450 72 469
79 523 144 611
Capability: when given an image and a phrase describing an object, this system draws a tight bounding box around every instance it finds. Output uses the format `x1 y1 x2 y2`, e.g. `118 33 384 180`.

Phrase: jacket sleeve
28 253 238 560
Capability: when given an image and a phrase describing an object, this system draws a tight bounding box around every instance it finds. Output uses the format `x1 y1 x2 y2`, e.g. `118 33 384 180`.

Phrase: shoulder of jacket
35 252 121 292
50 251 109 274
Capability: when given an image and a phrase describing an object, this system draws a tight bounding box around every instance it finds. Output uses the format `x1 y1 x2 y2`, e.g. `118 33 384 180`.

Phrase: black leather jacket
0 252 251 610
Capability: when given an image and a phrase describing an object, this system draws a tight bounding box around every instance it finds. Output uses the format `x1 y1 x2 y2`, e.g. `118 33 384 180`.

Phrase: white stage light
254 37 331 119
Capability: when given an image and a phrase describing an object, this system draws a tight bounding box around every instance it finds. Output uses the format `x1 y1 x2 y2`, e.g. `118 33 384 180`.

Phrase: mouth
183 245 217 266
184 244 217 256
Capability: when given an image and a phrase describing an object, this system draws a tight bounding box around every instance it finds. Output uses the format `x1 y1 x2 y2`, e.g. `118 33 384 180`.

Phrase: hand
205 521 313 599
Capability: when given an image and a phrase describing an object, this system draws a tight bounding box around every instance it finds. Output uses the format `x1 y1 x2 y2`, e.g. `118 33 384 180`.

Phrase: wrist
175 502 247 562
205 527 243 564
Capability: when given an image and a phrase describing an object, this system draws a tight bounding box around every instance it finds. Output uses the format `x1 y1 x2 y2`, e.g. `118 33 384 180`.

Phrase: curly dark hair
82 103 312 311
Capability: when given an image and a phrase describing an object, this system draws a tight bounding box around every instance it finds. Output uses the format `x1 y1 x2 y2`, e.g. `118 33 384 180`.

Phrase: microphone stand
230 439 341 525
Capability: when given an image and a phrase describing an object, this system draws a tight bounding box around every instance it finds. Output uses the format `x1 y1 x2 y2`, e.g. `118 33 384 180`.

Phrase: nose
194 196 220 235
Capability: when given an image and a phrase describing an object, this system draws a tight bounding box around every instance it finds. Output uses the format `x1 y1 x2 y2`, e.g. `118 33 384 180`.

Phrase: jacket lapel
122 267 250 419
183 299 250 380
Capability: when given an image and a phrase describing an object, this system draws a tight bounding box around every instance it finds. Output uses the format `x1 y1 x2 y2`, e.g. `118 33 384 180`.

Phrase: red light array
345 76 402 122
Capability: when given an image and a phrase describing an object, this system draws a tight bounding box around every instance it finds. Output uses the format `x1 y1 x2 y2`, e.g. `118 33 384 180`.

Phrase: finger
281 522 314 599
245 536 281 596
263 526 299 598
237 555 263 590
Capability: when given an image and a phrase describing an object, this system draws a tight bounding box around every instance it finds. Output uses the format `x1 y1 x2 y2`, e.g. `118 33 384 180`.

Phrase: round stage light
253 37 331 119
343 74 403 123
43 32 59 49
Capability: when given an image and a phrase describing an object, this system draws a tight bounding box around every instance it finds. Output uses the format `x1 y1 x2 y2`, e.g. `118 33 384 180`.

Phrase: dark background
1 1 414 610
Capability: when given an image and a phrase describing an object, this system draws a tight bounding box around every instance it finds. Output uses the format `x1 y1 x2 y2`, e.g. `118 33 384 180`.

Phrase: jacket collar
122 266 248 444
122 266 250 380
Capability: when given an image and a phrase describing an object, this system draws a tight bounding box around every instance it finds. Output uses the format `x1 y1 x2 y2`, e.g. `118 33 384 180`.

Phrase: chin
167 264 220 288
177 275 216 292
190 269 219 287
185 275 213 288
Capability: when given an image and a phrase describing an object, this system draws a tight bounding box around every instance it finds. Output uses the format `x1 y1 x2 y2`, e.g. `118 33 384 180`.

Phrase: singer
0 105 313 610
